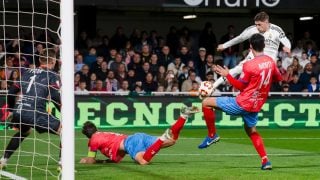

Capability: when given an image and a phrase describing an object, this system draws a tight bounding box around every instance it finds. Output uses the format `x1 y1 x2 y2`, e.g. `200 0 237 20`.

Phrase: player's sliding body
198 11 291 147
0 49 61 169
80 106 199 165
213 11 291 91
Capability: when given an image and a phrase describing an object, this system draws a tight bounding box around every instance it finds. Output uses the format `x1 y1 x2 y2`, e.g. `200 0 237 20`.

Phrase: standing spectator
166 26 179 56
134 31 149 53
129 28 141 48
178 46 192 65
195 47 207 80
142 72 158 92
105 70 119 92
220 25 239 69
96 35 110 60
76 31 89 53
179 27 193 50
84 47 97 68
148 30 159 51
109 26 128 51
199 22 217 55
158 45 174 67
305 41 316 58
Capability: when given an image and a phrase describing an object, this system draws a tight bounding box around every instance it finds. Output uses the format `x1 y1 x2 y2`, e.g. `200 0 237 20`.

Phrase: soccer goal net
0 0 74 179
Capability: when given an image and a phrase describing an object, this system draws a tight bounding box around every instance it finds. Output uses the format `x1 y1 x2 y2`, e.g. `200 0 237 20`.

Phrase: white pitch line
156 153 319 156
74 137 320 140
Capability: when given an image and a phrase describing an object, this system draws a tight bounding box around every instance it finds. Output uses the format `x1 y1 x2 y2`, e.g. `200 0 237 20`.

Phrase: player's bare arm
216 44 225 52
213 65 229 77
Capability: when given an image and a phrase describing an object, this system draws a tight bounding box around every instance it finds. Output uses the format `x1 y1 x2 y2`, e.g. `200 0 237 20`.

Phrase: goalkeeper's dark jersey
8 68 61 113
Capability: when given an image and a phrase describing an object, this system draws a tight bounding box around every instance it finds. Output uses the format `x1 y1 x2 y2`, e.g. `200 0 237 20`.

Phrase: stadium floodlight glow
299 16 313 21
183 14 197 19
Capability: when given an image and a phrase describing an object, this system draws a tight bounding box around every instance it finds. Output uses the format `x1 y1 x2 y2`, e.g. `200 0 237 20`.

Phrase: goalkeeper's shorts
124 133 157 160
11 110 60 134
216 97 258 127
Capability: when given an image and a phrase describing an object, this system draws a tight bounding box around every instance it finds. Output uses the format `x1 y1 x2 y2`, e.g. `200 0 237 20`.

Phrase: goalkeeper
80 106 199 165
0 49 61 169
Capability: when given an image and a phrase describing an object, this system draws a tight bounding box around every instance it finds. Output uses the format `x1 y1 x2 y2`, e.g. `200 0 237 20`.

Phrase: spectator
89 73 97 90
220 25 239 69
290 56 303 74
164 70 178 92
108 48 117 62
75 80 89 95
77 64 91 89
179 27 193 50
129 28 141 48
299 52 310 69
74 73 81 89
149 53 159 77
276 59 287 75
291 40 304 59
96 35 110 60
158 45 174 67
108 53 125 72
117 80 130 93
105 70 119 91
91 79 106 91
76 31 89 53
181 70 198 92
166 26 179 56
282 66 294 83
167 56 185 77
155 65 167 87
7 69 19 88
310 54 320 75
142 72 158 92
84 47 97 68
178 46 192 65
96 61 108 81
148 30 159 51
90 56 105 73
127 53 142 72
189 81 199 96
178 66 189 90
109 26 128 51
136 62 151 82
141 44 151 63
281 83 291 97
289 73 303 92
75 54 85 73
299 63 317 88
195 47 207 80
199 22 217 55
307 76 320 92
115 63 127 85
126 69 137 91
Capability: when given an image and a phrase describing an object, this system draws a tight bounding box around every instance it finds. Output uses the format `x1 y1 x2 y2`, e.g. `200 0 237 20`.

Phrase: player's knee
138 159 150 165
202 97 216 108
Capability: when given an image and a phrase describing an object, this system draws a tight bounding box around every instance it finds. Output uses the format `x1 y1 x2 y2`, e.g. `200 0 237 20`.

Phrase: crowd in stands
0 23 320 96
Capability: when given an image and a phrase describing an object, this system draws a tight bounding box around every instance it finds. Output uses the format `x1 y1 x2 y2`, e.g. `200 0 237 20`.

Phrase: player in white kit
212 11 291 90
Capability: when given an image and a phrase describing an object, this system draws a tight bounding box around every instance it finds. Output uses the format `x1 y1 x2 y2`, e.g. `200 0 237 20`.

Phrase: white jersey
222 23 291 60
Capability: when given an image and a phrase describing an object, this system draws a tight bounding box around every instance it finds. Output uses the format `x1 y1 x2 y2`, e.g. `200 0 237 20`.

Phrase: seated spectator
108 53 125 72
142 72 158 92
276 59 287 75
178 66 189 90
105 70 119 91
96 61 108 81
7 69 20 88
91 79 106 91
178 45 192 65
127 53 142 72
167 56 185 77
181 70 198 92
74 73 81 89
74 54 85 73
115 63 127 85
310 54 320 75
75 80 89 95
189 81 199 96
281 83 291 97
299 52 310 69
117 80 130 94
299 63 317 88
289 73 303 92
84 47 97 68
155 65 167 87
108 48 117 62
282 66 294 83
78 64 91 89
149 53 159 76
289 56 303 74
164 70 178 92
89 73 97 90
307 76 320 92
158 45 174 67
130 85 145 96
141 44 151 63
136 62 151 82
126 69 137 91
90 56 105 73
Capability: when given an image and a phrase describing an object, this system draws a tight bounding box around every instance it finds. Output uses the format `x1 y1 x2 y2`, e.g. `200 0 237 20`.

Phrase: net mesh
0 0 61 179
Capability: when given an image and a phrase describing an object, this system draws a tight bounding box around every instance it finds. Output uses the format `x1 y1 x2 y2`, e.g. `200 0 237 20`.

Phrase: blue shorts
216 97 258 127
124 133 157 160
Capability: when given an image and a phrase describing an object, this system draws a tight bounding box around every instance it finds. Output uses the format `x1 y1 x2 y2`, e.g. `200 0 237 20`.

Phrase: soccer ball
198 81 214 97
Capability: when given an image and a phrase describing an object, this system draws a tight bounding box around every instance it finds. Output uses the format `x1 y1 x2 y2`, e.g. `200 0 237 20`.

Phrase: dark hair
254 11 269 22
39 48 56 64
82 121 97 138
249 34 265 52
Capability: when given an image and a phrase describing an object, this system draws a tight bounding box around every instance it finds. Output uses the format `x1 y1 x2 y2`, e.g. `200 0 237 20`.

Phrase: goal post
60 0 75 180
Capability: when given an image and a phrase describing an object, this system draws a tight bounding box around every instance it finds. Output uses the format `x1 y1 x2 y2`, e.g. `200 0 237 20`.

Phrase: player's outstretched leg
168 106 200 140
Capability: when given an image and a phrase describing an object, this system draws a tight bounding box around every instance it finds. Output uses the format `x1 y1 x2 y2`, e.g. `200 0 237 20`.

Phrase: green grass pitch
0 128 319 179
